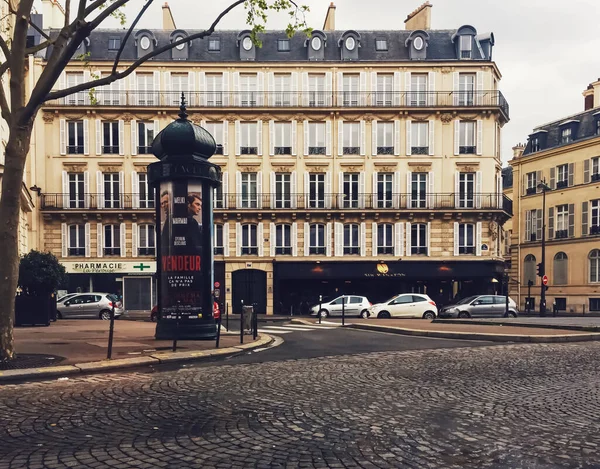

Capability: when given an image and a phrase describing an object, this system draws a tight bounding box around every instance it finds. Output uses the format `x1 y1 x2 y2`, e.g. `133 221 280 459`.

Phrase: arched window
553 252 568 285
590 249 600 283
524 254 536 286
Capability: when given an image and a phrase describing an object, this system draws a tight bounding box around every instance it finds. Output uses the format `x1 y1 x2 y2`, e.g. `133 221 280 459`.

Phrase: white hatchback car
368 293 438 319
310 295 372 318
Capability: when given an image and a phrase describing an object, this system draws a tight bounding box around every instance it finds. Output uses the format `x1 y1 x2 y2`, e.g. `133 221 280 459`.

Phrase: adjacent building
32 2 511 314
509 78 600 314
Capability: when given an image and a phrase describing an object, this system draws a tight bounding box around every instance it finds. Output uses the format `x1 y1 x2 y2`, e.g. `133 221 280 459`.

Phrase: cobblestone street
1 341 600 468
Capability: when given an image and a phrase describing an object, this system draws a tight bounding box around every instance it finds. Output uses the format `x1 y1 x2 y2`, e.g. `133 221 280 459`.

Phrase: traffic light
536 263 544 277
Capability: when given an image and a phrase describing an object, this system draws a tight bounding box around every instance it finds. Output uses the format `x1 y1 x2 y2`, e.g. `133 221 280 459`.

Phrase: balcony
45 90 510 120
41 193 153 210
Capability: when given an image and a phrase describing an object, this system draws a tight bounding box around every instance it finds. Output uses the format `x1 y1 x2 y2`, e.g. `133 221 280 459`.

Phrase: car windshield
384 295 400 303
57 294 74 302
455 296 478 305
106 294 119 302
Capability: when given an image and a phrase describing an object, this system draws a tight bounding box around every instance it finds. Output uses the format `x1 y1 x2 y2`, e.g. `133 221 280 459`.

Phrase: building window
67 121 84 154
524 254 536 286
136 73 156 105
138 224 155 256
596 119 600 136
138 122 155 154
375 39 388 51
458 172 475 208
592 157 600 182
459 121 476 154
103 173 121 209
591 199 600 234
561 127 572 144
138 173 154 209
526 172 537 195
240 122 258 154
273 74 292 107
277 39 290 52
458 73 475 106
590 298 600 312
343 122 360 154
170 73 188 106
531 137 540 153
308 122 326 155
556 164 568 188
411 223 428 255
68 173 85 208
103 225 121 256
100 72 122 105
241 224 258 255
208 38 220 51
526 209 541 242
66 72 85 105
68 225 85 256
343 173 359 208
204 122 224 154
205 74 223 106
102 121 119 154
555 204 569 239
459 35 472 59
458 223 475 254
275 173 291 208
308 173 325 209
377 224 393 255
375 74 393 106
554 297 566 312
410 73 428 106
241 172 258 208
273 122 292 154
376 173 393 208
343 224 360 255
342 74 359 106
275 224 292 254
553 252 568 285
309 223 326 254
108 38 121 50
411 172 427 209
590 249 600 283
376 121 394 154
411 121 429 154
214 225 224 255
308 74 326 106
240 74 258 107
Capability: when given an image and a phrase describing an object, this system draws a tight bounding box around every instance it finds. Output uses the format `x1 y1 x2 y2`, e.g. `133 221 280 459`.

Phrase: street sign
214 281 220 288
542 275 548 286
214 288 220 298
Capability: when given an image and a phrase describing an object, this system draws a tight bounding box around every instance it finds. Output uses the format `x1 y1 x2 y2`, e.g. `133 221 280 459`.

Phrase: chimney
323 2 336 31
41 0 65 29
583 78 600 110
404 2 432 30
162 2 176 30
512 143 525 159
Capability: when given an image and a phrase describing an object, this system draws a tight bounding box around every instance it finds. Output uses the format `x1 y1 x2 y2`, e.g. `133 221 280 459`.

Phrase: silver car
440 295 518 318
310 295 372 318
57 293 124 320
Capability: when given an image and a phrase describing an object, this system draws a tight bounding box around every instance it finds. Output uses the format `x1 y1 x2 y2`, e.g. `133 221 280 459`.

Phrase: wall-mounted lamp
29 185 42 196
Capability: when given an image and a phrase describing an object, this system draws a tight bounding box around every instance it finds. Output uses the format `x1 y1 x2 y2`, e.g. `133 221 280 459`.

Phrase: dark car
439 295 518 318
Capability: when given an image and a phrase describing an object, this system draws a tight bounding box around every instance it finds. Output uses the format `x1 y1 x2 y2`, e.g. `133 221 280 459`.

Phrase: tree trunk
0 120 34 360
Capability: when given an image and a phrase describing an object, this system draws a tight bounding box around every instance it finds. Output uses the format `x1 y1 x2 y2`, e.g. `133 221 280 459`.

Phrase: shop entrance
123 277 153 311
231 269 267 314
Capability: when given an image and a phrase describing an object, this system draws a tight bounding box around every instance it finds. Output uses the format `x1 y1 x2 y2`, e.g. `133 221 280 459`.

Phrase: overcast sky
54 0 600 164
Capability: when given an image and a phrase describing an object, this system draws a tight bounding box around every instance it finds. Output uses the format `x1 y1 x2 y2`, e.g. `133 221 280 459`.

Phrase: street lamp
537 180 551 317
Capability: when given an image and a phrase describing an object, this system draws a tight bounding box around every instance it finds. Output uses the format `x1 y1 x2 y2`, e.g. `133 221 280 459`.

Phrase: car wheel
458 311 470 319
99 310 112 320
360 310 369 319
423 311 436 320
377 311 391 319
318 309 329 318
505 312 517 318
56 311 62 320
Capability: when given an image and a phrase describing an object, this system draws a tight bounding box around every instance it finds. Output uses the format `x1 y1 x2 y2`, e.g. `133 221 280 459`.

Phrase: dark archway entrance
232 269 267 314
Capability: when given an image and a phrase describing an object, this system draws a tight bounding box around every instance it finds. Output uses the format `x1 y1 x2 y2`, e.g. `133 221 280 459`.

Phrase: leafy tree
18 250 67 295
0 0 309 359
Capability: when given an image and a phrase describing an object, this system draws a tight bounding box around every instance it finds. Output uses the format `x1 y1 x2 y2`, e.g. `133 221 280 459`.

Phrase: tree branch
24 38 56 56
25 13 51 40
9 0 35 120
0 34 10 61
64 0 71 29
0 79 11 125
77 0 87 20
112 0 154 74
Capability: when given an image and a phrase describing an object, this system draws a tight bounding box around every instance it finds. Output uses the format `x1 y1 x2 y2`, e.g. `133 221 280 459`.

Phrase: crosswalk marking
258 324 339 335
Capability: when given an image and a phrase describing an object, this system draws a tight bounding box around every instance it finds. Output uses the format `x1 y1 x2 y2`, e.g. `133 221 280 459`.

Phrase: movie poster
159 180 204 318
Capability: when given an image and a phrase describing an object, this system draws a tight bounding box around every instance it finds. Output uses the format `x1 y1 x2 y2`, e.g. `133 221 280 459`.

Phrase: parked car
367 293 438 319
56 293 78 304
56 293 124 320
310 295 372 318
439 295 518 318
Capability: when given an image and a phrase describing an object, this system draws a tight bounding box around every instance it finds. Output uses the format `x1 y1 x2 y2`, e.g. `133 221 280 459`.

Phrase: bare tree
0 0 309 360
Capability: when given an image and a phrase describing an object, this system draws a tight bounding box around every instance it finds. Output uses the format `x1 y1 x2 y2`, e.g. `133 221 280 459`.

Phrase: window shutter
568 203 575 238
304 222 310 257
83 71 91 104
256 171 263 209
406 120 412 156
336 72 343 106
453 222 459 256
525 210 531 242
304 171 309 202
85 223 91 257
334 222 343 256
154 119 160 136
584 159 590 183
164 71 171 95
232 72 240 106
186 71 195 106
453 72 459 105
426 222 431 256
404 71 411 106
568 163 574 187
359 171 365 209
269 120 275 156
292 223 298 257
337 118 344 156
393 72 401 106
153 71 160 100
97 170 104 208
326 120 332 156
132 223 138 258
370 72 377 106
454 120 460 155
372 222 378 255
405 222 412 256
582 201 589 235
300 72 309 107
359 120 366 156
61 223 68 257
257 222 264 257
118 120 125 155
131 119 138 156
428 171 435 209
131 171 139 209
95 119 102 155
291 72 298 106
222 71 230 106
62 171 69 208
256 72 264 107
394 171 401 209
325 72 332 106
129 72 136 105
372 171 378 207
428 120 435 155
476 120 483 155
536 171 542 192
222 120 229 155
326 222 332 257
536 209 543 241
223 223 230 256
428 71 435 105
406 172 412 209
269 171 275 209
59 119 66 155
291 120 297 156
198 72 205 106
454 171 460 207
119 171 124 208
236 222 242 256
394 120 400 156
235 171 241 208
303 120 309 155
84 171 90 208
371 120 378 156
522 174 527 197
96 223 103 257
83 119 89 155
359 72 367 106
550 167 556 189
235 120 241 156
120 222 126 257
59 71 66 96
476 222 482 256
476 71 484 105
338 171 344 208
394 222 404 256
475 171 482 209
360 222 366 256
291 171 297 209
221 171 228 208
325 172 332 209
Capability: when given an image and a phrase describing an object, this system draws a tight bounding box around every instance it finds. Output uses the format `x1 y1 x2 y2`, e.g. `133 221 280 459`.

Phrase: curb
344 323 600 343
433 319 600 332
0 334 273 384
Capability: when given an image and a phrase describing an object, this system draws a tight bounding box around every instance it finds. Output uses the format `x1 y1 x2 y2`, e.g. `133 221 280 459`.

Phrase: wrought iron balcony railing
40 193 155 210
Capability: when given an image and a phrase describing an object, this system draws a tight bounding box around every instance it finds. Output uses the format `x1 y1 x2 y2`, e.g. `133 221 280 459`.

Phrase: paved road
1 327 599 468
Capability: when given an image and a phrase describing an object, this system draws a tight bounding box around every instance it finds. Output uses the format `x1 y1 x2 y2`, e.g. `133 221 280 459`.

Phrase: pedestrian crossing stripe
258 324 337 334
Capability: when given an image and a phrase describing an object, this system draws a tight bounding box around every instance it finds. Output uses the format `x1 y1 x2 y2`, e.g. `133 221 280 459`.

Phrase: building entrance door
123 276 153 311
232 269 267 314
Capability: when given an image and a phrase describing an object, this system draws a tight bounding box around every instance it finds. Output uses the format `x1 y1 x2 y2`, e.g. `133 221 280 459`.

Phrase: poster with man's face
159 181 204 317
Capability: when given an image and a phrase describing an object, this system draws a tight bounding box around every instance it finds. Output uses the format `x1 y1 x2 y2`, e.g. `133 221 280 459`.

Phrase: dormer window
413 37 424 51
460 35 472 58
311 36 322 51
345 37 356 51
405 30 429 60
174 36 185 50
238 31 256 61
559 120 579 145
277 39 290 52
135 30 157 58
531 137 540 152
108 38 120 51
596 118 600 136
140 36 151 51
561 128 572 144
242 37 253 51
375 39 388 51
339 31 360 60
453 26 478 60
208 38 220 51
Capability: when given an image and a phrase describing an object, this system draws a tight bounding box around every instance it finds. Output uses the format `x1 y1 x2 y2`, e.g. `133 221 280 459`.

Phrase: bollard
215 315 222 349
106 302 116 359
342 295 346 326
173 301 181 352
318 295 322 325
240 307 244 344
226 302 229 331
253 309 257 340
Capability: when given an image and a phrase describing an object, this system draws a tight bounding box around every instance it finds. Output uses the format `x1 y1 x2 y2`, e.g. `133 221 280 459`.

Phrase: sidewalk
0 320 271 383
